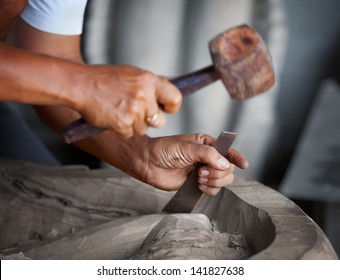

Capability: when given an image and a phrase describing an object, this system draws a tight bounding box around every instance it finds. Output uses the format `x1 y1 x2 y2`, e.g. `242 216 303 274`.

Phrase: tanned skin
0 1 248 196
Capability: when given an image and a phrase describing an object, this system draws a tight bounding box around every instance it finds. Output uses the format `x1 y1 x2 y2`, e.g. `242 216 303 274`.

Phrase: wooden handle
61 66 219 143
171 65 218 96
60 118 106 144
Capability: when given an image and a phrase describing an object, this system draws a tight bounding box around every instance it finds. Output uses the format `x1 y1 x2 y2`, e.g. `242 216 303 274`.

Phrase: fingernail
198 177 208 183
200 169 209 177
217 158 230 169
244 160 249 169
199 185 208 191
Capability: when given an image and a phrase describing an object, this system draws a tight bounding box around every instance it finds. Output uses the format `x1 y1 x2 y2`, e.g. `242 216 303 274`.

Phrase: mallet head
209 24 275 100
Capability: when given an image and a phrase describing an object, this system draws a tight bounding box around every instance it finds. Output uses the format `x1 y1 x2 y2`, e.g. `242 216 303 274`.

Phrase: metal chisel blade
162 131 236 213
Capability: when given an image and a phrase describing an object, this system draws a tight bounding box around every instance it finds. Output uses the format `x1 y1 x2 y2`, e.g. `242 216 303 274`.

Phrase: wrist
77 131 153 183
121 134 153 182
61 62 91 111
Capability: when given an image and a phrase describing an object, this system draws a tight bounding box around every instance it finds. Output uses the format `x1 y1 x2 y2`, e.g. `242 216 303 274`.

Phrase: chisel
162 131 236 213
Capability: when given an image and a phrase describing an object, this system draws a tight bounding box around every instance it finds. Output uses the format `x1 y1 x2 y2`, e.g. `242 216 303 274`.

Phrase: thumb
191 144 230 170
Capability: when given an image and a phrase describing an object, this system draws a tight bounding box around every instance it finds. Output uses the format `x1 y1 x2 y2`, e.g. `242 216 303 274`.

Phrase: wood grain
0 159 337 259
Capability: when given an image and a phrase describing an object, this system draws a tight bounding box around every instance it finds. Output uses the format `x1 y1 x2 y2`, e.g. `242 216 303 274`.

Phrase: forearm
12 17 149 175
0 42 84 109
35 105 150 181
78 129 150 181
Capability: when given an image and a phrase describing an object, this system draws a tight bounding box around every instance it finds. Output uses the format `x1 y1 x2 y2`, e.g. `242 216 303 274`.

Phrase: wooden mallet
61 24 275 143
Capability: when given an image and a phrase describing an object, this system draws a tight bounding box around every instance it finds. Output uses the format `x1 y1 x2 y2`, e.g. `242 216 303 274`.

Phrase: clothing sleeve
20 0 88 35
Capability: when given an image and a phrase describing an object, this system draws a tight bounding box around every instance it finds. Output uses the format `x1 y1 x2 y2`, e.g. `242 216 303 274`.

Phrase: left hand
139 133 248 196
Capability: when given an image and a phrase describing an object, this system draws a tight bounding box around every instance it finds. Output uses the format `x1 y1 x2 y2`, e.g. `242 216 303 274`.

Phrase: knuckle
194 133 215 146
127 100 141 115
172 90 183 106
202 145 214 159
163 80 182 103
113 116 132 131
121 98 141 116
132 88 146 100
139 71 155 85
194 133 210 144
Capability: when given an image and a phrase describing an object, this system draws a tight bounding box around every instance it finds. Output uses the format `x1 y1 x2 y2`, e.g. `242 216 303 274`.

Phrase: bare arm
14 19 248 195
9 18 182 137
0 41 86 108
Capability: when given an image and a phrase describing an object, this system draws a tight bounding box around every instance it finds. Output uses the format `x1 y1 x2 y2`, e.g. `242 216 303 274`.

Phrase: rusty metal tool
61 24 274 143
162 131 236 213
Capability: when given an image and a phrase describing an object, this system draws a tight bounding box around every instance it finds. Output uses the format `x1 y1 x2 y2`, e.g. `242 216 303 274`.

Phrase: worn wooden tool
61 24 275 143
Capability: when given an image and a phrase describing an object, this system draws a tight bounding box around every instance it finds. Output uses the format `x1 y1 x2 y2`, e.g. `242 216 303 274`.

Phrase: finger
174 133 216 146
155 77 182 114
198 185 221 197
132 119 148 135
145 106 166 128
198 164 235 180
198 171 235 188
227 148 249 169
191 144 231 171
112 126 134 138
108 114 135 138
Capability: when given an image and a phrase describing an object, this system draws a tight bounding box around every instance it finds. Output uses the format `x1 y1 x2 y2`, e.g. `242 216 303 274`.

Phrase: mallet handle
171 65 218 96
61 65 219 143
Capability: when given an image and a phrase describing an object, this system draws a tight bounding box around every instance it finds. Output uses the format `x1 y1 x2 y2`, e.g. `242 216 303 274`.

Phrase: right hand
74 65 182 137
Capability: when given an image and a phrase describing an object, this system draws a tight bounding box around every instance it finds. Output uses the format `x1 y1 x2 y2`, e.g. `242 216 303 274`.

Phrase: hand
13 19 181 138
140 134 248 196
75 65 182 137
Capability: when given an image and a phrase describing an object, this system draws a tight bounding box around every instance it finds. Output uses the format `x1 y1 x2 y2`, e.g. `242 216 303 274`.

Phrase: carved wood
0 159 337 259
